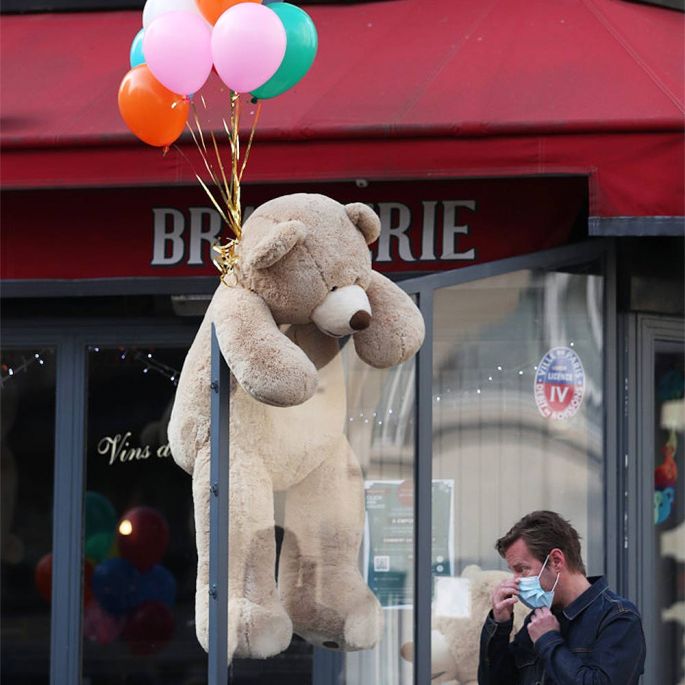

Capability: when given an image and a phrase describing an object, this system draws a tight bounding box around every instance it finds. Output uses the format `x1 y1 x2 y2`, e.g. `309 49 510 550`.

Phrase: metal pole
51 337 86 685
209 324 230 683
414 288 433 685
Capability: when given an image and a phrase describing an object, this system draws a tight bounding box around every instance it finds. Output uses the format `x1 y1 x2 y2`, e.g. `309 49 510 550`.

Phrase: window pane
653 342 684 684
343 341 416 685
431 266 604 683
82 345 206 684
1 348 56 684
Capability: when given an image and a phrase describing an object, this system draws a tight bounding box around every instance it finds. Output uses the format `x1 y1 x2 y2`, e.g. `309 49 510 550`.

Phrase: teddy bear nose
350 310 371 331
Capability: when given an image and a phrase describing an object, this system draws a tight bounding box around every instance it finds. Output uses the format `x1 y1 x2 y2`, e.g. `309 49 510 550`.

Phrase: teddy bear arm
353 271 425 368
210 287 318 407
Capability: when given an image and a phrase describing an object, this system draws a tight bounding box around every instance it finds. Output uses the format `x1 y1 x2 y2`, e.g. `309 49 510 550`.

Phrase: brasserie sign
2 177 586 281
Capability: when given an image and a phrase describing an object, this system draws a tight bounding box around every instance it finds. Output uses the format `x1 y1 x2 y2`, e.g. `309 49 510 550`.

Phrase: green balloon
251 3 318 100
84 491 117 562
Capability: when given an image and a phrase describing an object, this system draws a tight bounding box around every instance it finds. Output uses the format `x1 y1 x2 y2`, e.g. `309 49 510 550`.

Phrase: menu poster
363 479 454 608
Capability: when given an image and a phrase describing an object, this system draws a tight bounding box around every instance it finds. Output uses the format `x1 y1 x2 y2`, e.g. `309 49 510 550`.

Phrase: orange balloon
196 0 261 26
117 65 189 148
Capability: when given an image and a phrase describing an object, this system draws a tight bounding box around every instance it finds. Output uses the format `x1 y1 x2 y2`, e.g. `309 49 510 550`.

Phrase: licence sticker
534 346 585 420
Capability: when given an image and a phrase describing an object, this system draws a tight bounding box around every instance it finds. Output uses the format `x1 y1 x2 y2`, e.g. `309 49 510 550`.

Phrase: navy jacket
478 576 646 684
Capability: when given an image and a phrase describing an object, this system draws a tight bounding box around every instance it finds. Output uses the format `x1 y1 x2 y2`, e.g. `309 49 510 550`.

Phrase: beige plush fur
168 194 425 661
400 565 528 685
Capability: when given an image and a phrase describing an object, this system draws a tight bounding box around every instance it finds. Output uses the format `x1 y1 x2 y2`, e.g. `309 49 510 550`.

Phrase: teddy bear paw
342 597 384 650
230 597 293 659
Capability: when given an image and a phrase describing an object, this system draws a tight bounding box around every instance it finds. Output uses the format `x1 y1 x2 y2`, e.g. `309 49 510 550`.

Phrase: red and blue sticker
534 347 585 420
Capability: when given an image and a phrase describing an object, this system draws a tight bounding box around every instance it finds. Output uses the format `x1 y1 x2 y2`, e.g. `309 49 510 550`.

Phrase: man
478 510 645 684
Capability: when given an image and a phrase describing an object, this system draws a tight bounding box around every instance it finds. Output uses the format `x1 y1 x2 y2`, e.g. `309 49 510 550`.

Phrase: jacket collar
562 575 607 621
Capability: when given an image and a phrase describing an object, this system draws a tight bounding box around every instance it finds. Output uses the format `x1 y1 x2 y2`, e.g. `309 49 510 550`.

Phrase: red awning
1 0 683 224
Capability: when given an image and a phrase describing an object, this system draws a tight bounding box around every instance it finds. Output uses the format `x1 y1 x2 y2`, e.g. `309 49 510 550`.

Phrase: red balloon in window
35 553 94 604
122 600 175 656
117 507 170 572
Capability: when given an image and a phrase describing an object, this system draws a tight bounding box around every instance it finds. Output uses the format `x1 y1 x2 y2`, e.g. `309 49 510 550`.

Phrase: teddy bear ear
345 202 381 245
248 220 306 269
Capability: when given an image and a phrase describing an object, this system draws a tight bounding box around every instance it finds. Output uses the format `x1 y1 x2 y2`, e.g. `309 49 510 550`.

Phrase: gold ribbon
174 91 263 283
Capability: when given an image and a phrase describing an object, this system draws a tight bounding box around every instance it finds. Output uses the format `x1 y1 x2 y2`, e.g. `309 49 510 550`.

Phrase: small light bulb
119 520 133 536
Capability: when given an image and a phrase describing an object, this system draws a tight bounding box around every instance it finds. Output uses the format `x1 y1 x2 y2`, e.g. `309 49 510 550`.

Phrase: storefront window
81 345 207 684
652 343 684 684
1 348 56 684
430 266 604 682
343 341 416 685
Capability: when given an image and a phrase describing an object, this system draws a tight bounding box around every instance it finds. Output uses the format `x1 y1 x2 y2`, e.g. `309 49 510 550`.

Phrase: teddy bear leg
279 441 383 651
192 446 292 660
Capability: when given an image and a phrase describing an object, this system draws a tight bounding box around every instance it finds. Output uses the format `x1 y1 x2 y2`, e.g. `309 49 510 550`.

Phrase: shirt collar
562 575 607 621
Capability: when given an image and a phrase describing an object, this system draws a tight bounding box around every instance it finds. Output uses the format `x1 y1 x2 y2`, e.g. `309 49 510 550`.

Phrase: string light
0 349 52 388
86 347 180 386
132 351 180 386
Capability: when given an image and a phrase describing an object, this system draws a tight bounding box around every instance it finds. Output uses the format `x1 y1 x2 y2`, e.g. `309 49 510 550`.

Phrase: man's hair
495 510 586 575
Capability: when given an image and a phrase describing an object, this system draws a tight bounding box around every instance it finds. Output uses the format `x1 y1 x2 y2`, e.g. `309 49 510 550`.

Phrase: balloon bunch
118 0 318 148
35 495 177 655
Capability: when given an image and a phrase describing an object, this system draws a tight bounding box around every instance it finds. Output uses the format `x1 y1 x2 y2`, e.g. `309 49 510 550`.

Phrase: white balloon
142 0 207 29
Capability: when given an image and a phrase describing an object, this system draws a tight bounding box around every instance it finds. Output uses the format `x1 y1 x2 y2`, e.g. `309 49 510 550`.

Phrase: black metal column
209 324 230 683
414 288 433 685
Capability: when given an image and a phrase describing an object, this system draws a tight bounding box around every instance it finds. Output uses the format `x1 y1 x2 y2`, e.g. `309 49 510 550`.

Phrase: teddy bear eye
330 286 338 292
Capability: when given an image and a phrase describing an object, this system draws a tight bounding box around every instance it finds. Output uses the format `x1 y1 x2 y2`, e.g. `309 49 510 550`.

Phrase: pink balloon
83 600 125 646
143 11 212 95
211 3 287 93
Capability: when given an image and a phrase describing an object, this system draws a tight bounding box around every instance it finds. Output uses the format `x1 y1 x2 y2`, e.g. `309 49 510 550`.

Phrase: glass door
633 316 685 685
429 261 606 684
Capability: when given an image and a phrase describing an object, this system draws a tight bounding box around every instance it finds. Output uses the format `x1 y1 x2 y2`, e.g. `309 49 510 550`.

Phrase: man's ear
345 202 381 245
248 220 306 269
549 548 564 570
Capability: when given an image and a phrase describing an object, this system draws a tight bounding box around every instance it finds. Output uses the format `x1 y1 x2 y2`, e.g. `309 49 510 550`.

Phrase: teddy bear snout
350 310 371 331
311 284 371 337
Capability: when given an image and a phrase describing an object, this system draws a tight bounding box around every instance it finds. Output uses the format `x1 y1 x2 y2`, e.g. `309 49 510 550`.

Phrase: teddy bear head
234 193 380 335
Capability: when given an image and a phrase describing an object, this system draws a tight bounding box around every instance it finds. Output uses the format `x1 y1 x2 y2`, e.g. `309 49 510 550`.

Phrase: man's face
505 538 557 592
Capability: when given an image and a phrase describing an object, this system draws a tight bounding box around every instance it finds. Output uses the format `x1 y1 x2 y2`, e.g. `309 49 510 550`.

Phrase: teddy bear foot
293 593 383 652
194 592 293 660
342 597 384 650
229 597 293 660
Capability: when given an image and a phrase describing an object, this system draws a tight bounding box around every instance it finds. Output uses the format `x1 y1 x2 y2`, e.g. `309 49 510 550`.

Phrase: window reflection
1 348 56 684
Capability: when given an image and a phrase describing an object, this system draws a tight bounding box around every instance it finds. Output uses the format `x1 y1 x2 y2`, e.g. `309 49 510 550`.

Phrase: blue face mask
518 554 560 610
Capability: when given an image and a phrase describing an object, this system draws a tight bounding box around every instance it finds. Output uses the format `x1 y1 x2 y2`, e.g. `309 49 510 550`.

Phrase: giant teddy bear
400 565 528 684
168 193 425 661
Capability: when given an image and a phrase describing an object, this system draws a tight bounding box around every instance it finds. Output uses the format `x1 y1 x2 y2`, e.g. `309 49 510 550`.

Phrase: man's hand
492 578 519 623
527 608 560 643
